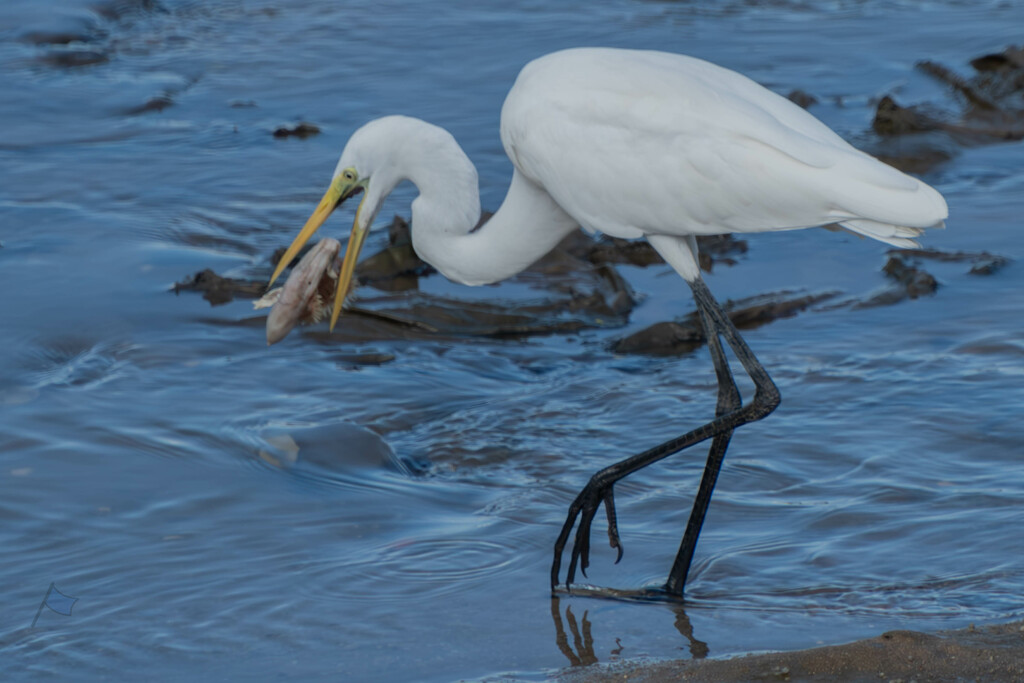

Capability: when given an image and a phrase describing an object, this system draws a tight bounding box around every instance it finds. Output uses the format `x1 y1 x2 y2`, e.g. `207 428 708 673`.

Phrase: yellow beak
330 202 369 331
268 174 367 332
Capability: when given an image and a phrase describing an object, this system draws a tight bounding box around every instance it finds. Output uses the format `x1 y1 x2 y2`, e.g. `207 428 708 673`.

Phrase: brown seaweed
612 291 840 356
173 269 266 305
272 122 321 139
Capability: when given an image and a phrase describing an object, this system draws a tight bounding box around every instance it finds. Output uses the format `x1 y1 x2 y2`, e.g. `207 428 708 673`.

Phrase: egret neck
404 153 578 287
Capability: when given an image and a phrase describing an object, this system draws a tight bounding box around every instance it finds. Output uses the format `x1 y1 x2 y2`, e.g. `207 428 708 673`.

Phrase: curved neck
410 165 579 287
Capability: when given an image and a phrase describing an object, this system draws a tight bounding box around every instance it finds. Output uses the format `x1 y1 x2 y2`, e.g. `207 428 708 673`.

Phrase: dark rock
22 30 101 45
332 352 396 366
917 60 1000 111
586 236 665 267
882 256 939 298
856 255 938 308
697 234 748 273
612 320 705 356
869 45 1024 173
887 247 1012 275
612 291 838 356
872 96 940 135
968 258 1009 276
787 89 818 109
39 49 109 68
970 46 1024 73
173 269 266 305
124 94 174 115
356 217 434 290
273 122 321 139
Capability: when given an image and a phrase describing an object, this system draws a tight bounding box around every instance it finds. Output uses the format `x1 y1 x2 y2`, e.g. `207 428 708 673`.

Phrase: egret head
268 118 409 331
269 115 469 331
266 164 366 323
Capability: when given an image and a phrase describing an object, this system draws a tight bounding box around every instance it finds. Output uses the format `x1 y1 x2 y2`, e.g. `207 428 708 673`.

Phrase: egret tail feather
837 218 937 248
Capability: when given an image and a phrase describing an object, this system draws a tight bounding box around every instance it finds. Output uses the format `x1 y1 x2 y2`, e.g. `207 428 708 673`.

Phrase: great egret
269 47 947 597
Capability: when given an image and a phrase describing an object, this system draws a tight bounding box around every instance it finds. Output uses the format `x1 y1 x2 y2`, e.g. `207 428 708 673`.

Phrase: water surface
1 1 1023 681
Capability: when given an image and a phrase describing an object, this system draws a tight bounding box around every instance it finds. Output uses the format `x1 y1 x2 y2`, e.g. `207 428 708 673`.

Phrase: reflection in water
550 597 708 666
670 603 710 660
550 598 597 667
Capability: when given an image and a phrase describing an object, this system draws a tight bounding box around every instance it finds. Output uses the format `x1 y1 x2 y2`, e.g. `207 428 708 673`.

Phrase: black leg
665 307 741 595
551 276 780 595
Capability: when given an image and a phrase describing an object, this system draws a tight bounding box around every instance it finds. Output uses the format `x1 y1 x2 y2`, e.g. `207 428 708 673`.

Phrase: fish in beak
268 168 368 331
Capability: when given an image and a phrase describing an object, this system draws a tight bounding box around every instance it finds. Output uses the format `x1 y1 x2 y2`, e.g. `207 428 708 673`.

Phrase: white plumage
270 47 949 595
501 48 946 249
273 47 946 299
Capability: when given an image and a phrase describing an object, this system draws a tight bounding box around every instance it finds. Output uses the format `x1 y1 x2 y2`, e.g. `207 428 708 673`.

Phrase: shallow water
2 1 1023 681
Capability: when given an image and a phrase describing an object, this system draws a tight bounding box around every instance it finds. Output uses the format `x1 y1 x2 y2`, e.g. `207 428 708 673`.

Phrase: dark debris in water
21 29 106 46
124 94 175 115
178 202 1010 350
854 256 939 309
173 269 266 306
871 44 1024 171
273 122 322 139
609 244 1012 355
180 41 1024 350
786 89 818 109
854 248 1012 309
872 96 942 136
332 352 396 366
183 215 640 340
38 49 110 68
548 229 747 273
92 0 168 22
355 216 436 291
611 291 840 356
883 255 938 296
887 247 1012 276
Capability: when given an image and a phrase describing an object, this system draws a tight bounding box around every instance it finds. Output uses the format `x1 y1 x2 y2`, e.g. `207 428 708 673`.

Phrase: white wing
501 48 947 246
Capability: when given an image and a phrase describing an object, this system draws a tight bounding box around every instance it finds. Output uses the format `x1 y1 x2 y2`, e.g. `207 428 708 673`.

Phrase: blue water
2 1 1023 681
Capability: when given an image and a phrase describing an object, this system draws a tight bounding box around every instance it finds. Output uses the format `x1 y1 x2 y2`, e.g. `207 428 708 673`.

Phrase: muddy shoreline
565 618 1024 683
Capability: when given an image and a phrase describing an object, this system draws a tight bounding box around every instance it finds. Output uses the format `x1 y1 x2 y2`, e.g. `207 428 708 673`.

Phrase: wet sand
567 619 1024 683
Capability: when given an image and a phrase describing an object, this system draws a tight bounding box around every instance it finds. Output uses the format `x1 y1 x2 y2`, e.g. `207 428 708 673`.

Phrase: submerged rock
124 94 175 115
872 96 942 136
860 44 1024 175
173 268 266 305
180 186 1007 349
970 45 1024 73
612 291 839 356
871 44 1024 170
883 255 938 296
787 89 818 109
258 422 420 476
38 48 109 68
272 122 321 139
355 216 435 291
887 247 1012 275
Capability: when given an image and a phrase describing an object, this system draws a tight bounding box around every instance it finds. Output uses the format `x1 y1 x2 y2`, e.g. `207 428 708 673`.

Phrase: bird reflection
549 596 708 666
670 602 709 660
550 597 597 666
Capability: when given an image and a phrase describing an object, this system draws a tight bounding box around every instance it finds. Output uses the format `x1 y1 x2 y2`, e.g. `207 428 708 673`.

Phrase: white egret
269 47 947 597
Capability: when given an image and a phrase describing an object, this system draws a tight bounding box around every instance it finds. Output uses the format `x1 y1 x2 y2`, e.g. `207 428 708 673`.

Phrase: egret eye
342 169 356 181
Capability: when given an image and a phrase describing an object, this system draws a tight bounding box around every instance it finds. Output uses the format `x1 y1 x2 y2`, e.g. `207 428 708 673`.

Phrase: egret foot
551 276 779 597
551 477 624 590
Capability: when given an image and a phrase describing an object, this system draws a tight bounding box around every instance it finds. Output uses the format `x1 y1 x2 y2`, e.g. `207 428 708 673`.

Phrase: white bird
269 47 947 597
